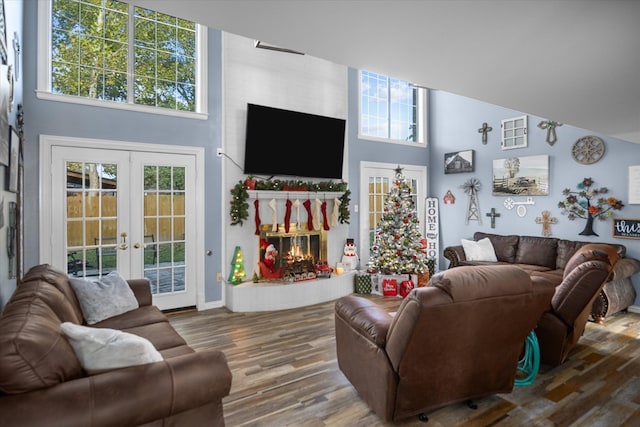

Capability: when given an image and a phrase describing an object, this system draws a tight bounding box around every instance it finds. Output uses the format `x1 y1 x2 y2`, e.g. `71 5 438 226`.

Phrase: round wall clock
572 135 605 164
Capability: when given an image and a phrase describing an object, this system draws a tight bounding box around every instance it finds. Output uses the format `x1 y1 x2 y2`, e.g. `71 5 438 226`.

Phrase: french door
47 145 197 310
359 162 427 263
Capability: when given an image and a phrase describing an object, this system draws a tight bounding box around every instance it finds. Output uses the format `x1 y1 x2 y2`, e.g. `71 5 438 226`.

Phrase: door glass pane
65 160 119 277
143 165 187 299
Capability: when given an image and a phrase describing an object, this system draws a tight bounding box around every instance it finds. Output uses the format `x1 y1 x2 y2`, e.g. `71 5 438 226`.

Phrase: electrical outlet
216 148 223 157
216 272 223 282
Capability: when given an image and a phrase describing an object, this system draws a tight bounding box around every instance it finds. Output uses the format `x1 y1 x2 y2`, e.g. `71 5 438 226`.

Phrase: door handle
119 232 128 250
133 243 141 249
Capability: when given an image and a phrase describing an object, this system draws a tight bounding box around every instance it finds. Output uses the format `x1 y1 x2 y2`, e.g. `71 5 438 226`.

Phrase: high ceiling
133 0 640 144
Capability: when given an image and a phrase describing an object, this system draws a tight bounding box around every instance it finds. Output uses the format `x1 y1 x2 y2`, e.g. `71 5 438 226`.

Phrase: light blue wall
429 89 640 302
20 1 224 303
0 0 24 308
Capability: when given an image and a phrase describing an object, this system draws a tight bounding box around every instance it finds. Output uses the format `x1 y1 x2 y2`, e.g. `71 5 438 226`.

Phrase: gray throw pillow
60 322 162 374
69 271 139 325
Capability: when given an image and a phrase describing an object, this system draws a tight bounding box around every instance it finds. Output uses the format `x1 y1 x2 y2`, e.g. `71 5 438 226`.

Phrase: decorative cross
478 122 492 145
486 208 501 228
535 210 558 237
537 120 562 146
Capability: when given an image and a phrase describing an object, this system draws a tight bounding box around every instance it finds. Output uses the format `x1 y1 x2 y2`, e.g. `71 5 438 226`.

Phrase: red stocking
284 199 293 233
321 201 330 230
303 199 314 230
254 199 261 235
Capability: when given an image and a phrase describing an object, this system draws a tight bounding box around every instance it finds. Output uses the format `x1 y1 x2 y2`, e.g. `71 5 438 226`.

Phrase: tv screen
243 103 346 179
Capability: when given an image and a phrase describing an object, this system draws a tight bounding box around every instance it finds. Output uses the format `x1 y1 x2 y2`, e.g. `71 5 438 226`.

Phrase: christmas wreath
230 180 250 225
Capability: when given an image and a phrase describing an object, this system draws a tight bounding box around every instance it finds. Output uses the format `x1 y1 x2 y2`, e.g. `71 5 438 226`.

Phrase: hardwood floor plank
168 296 640 426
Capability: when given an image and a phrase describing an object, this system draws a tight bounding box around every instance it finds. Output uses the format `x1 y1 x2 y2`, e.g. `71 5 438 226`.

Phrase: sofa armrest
334 296 393 347
127 278 153 306
443 245 466 268
611 257 640 281
0 350 232 427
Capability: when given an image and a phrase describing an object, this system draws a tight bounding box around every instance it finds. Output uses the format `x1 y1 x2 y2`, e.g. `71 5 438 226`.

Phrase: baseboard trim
628 305 640 314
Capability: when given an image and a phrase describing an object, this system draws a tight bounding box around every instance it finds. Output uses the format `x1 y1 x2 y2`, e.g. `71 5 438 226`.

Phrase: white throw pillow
69 271 139 325
61 322 163 374
461 237 498 262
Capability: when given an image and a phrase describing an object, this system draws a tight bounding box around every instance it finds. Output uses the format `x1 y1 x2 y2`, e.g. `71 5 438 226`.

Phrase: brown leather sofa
0 264 232 427
443 232 640 322
534 243 619 366
335 265 555 422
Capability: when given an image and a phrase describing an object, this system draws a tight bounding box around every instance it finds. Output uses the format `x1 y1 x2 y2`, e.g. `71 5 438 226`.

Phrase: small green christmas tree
368 166 429 274
228 246 247 284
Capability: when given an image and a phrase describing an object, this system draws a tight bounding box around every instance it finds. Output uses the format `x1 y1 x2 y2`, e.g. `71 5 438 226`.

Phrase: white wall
222 33 349 282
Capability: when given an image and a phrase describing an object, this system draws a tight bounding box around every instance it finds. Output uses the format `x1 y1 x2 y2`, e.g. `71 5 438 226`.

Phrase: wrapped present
381 275 398 297
354 273 372 294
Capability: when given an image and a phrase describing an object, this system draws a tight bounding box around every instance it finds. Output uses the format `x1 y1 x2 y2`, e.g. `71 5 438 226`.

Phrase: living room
1 0 640 425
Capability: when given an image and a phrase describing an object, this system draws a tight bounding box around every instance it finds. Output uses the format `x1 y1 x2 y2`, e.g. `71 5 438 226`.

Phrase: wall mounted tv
243 103 346 180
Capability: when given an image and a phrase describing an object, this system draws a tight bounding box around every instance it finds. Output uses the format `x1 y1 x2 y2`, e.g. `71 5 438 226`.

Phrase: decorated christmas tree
368 166 430 274
228 246 247 284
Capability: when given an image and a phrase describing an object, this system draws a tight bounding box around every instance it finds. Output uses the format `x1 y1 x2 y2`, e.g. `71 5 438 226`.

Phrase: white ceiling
134 0 640 144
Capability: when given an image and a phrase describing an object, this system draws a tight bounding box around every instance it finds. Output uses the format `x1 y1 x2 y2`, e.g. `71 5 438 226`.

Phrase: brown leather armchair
534 243 619 366
335 265 555 422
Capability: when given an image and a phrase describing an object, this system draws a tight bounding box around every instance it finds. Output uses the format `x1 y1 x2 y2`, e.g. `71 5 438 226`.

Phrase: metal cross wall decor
537 120 562 146
486 208 501 228
478 122 493 145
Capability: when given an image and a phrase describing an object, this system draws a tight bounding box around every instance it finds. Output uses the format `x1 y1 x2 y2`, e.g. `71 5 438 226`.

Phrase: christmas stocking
284 199 293 233
254 199 261 235
321 200 330 230
292 199 301 229
313 199 322 231
268 198 278 231
330 198 341 227
303 199 314 230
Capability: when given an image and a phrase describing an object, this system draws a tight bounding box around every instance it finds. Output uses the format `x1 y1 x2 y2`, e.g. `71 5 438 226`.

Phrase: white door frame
39 134 206 310
358 161 428 266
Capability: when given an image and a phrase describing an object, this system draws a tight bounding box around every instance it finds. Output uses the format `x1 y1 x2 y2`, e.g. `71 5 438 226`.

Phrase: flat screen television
243 103 346 179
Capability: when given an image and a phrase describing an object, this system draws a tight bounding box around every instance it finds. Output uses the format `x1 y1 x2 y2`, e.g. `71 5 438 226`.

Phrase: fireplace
259 223 327 281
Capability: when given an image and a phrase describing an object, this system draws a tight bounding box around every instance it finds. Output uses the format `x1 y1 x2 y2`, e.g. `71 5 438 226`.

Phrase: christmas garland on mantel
230 178 350 225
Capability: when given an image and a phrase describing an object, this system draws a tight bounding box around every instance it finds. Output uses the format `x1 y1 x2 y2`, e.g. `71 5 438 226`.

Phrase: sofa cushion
0 282 84 394
61 322 163 374
70 271 139 325
22 264 84 324
515 236 558 269
474 232 519 263
556 240 588 270
461 238 497 262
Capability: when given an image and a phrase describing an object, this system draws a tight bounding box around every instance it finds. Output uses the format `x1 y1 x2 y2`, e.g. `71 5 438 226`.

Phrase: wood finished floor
168 295 640 427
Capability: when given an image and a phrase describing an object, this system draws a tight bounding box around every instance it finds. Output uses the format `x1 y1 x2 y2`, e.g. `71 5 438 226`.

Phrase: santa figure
341 238 359 271
259 239 282 279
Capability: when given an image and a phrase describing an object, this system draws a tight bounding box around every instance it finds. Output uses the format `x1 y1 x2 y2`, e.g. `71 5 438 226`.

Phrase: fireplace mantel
225 272 355 312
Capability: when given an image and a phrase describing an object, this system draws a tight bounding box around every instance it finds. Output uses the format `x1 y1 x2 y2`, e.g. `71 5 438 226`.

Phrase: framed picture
7 126 18 192
492 154 549 196
444 150 474 174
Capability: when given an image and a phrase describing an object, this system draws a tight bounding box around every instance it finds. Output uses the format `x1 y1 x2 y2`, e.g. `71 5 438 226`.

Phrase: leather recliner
534 243 619 366
335 265 555 422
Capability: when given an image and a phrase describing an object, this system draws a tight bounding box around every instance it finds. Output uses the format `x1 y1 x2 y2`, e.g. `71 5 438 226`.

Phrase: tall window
359 70 427 144
40 0 206 115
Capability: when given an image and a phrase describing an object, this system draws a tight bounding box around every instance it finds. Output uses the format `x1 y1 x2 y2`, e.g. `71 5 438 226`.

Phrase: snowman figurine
341 238 359 271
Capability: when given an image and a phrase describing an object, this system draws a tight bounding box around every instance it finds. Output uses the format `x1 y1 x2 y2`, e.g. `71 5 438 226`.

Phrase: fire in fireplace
259 224 327 281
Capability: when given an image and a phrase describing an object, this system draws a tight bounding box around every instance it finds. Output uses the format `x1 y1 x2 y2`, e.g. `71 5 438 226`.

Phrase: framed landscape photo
492 154 549 196
444 150 474 174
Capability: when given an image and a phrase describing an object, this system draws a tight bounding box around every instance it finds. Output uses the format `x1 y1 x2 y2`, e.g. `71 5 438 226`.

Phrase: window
38 0 207 117
501 115 528 150
359 70 427 144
